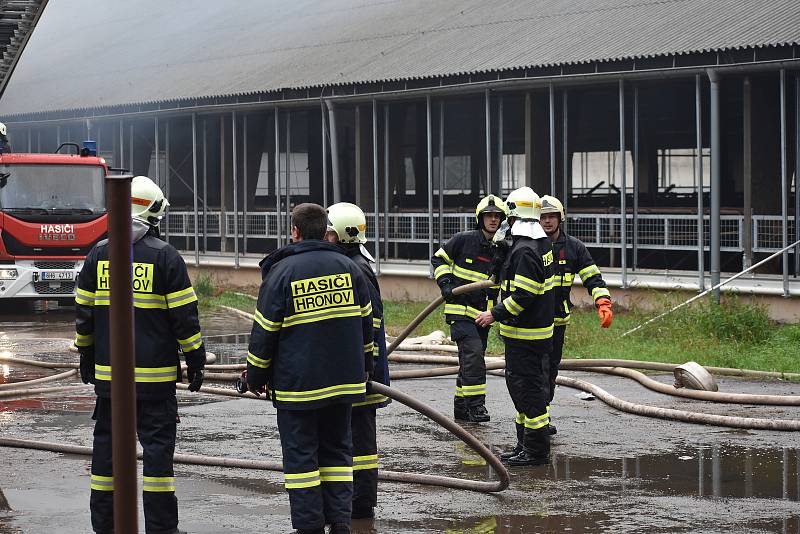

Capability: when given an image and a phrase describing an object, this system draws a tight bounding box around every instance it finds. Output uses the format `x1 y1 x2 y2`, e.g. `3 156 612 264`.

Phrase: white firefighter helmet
506 187 541 220
475 194 509 226
131 175 169 226
540 195 566 221
0 122 6 137
327 202 367 244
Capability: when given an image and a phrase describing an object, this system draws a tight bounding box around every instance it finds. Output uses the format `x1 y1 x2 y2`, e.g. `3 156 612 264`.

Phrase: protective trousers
90 396 178 534
277 403 353 530
450 320 490 410
503 339 551 458
351 405 378 513
548 325 566 403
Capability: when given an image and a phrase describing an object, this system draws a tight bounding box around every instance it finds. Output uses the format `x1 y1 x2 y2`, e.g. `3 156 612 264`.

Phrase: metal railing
166 210 798 260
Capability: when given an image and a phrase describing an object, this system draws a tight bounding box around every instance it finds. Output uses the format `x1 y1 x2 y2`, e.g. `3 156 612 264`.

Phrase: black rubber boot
506 449 550 467
296 529 325 534
549 424 557 435
329 523 351 534
467 404 490 423
351 505 374 519
500 444 523 461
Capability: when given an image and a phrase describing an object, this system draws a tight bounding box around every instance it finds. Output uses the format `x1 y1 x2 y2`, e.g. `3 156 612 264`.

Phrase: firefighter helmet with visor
131 175 170 227
327 202 368 244
505 187 541 221
475 194 509 227
540 195 566 221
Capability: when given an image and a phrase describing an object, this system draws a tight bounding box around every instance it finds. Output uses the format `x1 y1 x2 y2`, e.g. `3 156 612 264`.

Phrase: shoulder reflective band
434 247 453 265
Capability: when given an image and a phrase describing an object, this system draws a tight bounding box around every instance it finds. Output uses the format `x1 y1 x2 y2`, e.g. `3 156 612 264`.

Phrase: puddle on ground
550 445 800 501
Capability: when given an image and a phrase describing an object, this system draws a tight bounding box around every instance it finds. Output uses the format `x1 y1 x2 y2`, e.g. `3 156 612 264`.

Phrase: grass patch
201 289 800 375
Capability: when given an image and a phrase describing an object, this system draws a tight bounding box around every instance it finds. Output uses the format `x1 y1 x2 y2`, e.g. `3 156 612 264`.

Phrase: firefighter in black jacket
540 195 612 434
75 175 205 534
430 195 509 423
475 187 555 466
325 201 390 522
246 203 373 534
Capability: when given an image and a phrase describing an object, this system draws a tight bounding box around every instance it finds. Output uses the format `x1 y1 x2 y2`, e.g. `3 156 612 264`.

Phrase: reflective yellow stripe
524 411 551 430
443 303 483 319
433 264 452 280
455 383 487 397
132 292 168 309
247 352 271 369
498 323 554 341
452 264 489 283
361 302 372 317
75 287 95 306
254 309 282 332
93 364 178 383
352 454 379 471
515 412 525 425
74 332 93 347
285 470 321 489
177 332 202 352
352 393 389 407
90 473 113 491
592 287 611 300
502 296 523 316
274 382 366 403
282 305 361 328
434 247 453 265
578 264 601 281
562 273 575 286
319 466 353 482
554 316 570 326
513 274 558 295
166 287 198 308
143 476 175 492
363 342 374 354
372 317 382 329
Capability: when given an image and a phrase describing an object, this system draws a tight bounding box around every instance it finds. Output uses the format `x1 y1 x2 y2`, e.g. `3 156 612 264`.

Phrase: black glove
440 282 455 302
79 350 95 384
187 366 204 392
489 242 508 279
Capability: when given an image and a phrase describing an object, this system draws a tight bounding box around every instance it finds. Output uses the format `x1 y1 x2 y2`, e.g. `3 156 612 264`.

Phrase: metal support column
325 100 341 203
202 119 207 253
633 85 640 270
232 112 239 268
439 100 445 245
128 123 133 172
698 75 706 289
321 102 328 208
743 77 752 272
525 92 532 187
780 69 789 297
619 80 627 288
372 100 380 273
796 75 800 276
708 69 721 303
427 96 434 277
191 114 199 266
275 108 281 247
243 114 248 255
485 89 491 196
383 105 390 260
549 84 556 195
154 118 160 188
498 95 503 194
106 174 137 534
562 90 569 210
285 111 292 239
164 120 170 241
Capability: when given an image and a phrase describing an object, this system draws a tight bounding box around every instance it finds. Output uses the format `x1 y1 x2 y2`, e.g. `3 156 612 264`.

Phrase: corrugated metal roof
0 0 798 116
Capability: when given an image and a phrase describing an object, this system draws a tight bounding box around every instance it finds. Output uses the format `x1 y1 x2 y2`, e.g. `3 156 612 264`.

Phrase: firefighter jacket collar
259 240 343 278
511 220 547 239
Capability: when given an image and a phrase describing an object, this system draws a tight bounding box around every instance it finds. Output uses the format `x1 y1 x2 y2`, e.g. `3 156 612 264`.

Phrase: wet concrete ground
0 308 797 533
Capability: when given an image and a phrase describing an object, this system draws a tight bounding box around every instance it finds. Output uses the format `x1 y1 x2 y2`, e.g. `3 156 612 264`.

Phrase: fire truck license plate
40 271 75 281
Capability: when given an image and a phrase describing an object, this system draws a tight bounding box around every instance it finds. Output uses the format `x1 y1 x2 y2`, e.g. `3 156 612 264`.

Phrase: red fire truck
0 142 108 301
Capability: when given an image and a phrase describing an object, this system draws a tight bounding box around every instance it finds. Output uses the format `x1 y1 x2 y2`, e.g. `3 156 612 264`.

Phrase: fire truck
0 140 108 301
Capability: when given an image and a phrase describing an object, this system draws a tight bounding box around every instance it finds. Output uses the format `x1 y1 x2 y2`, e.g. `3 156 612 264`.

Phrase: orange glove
596 298 613 328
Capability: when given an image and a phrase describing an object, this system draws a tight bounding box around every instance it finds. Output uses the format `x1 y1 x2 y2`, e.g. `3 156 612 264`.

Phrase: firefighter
430 194 509 423
325 202 390 521
246 203 373 534
75 175 205 534
475 187 555 466
540 195 612 434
